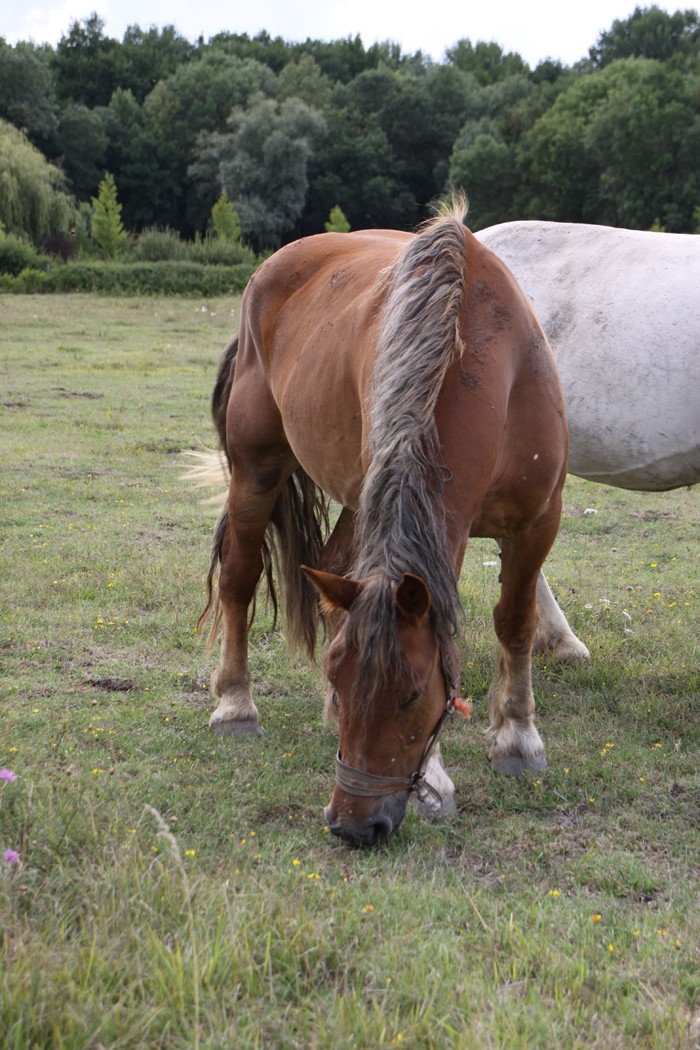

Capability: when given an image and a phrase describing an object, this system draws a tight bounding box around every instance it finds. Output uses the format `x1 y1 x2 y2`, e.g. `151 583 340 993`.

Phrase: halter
334 691 457 807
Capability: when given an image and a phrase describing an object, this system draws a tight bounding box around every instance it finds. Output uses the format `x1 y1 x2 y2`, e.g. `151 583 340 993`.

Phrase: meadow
1 295 698 1049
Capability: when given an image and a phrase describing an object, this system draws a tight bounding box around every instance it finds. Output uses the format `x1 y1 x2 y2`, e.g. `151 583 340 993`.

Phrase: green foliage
324 205 351 232
90 172 127 259
0 259 256 294
0 119 75 244
3 6 700 239
135 226 188 261
187 234 256 266
0 235 50 275
193 96 325 250
210 191 242 241
0 40 58 151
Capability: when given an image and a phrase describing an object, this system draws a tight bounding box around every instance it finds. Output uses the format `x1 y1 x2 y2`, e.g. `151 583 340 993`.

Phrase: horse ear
395 573 431 624
301 566 362 613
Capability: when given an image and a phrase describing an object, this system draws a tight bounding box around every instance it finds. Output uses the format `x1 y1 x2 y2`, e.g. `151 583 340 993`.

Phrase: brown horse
195 201 567 847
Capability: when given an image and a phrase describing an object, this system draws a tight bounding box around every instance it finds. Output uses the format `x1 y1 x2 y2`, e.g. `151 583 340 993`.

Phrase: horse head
304 566 451 847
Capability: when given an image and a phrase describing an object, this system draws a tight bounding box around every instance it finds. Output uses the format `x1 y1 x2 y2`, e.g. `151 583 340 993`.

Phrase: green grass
1 295 698 1048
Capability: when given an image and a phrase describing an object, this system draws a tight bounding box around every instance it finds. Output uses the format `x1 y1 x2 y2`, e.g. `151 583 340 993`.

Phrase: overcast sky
3 0 685 67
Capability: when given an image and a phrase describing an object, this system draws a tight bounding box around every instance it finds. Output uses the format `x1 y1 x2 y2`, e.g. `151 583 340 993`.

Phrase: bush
135 227 188 262
0 235 50 276
0 260 258 295
187 234 257 267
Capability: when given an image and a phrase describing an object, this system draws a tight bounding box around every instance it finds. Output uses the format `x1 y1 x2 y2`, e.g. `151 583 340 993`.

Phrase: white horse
476 220 700 659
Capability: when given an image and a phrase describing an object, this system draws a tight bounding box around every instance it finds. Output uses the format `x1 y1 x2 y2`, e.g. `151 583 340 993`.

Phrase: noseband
334 693 457 806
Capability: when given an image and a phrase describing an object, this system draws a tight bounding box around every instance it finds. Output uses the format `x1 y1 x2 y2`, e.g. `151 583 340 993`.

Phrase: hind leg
210 461 294 736
496 540 589 661
533 570 590 661
488 523 559 774
209 361 297 735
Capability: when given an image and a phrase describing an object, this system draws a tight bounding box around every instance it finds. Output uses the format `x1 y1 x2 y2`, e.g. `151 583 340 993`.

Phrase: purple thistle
4 849 20 866
0 769 17 782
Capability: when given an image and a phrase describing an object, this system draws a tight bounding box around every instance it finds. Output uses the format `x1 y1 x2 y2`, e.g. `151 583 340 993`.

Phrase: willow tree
0 119 75 244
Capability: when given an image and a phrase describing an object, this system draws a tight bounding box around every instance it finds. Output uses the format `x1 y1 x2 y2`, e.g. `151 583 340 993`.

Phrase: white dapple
476 221 700 659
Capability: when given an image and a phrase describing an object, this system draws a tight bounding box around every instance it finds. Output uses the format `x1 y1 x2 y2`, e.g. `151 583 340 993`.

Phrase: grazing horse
476 220 700 661
196 203 567 846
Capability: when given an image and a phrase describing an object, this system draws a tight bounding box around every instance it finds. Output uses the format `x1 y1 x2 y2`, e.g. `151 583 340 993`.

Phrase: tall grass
0 295 698 1048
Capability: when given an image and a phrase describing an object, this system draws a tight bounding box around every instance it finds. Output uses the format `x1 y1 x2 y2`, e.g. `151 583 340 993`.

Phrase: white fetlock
413 753 457 817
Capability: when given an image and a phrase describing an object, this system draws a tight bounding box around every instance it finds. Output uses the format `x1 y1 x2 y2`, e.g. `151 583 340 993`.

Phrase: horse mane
346 199 468 699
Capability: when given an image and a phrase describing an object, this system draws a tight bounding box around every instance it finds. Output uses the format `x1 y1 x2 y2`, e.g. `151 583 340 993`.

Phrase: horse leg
533 570 590 661
210 456 294 737
496 540 589 661
488 527 557 774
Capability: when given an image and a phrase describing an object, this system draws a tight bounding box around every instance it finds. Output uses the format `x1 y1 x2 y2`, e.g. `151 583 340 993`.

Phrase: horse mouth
324 794 408 848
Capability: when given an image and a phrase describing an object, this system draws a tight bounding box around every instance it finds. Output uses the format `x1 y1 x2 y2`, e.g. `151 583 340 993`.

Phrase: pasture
1 294 698 1048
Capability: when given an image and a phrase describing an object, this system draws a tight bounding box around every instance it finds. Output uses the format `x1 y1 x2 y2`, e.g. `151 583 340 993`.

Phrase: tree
590 5 700 66
143 52 276 234
517 57 700 230
324 205 351 232
58 104 109 199
446 39 529 85
51 14 123 107
191 96 325 249
91 172 127 257
0 119 75 243
448 133 517 229
211 191 241 240
0 41 58 153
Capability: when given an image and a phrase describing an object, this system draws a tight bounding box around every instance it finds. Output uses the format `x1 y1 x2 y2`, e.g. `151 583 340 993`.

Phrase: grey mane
346 202 469 698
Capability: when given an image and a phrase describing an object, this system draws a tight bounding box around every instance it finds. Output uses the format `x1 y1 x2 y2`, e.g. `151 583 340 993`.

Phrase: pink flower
0 769 17 782
4 849 20 866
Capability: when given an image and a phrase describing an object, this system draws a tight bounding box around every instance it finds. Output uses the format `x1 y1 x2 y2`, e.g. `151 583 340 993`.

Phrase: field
1 295 698 1049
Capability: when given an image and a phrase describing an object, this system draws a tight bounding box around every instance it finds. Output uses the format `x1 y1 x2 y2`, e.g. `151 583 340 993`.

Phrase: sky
2 0 685 67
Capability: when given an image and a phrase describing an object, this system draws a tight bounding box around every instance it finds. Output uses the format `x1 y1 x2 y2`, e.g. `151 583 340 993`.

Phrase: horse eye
403 689 420 708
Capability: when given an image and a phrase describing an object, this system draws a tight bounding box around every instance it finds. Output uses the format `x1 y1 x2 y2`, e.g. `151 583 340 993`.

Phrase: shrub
187 234 257 267
135 227 188 262
0 236 49 276
0 260 258 295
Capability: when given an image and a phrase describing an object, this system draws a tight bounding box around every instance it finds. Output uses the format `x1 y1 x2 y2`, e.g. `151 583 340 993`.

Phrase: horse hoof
211 719 264 738
414 791 459 819
491 751 547 776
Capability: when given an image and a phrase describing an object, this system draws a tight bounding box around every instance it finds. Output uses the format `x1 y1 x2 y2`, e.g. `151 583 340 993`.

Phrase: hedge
0 260 258 295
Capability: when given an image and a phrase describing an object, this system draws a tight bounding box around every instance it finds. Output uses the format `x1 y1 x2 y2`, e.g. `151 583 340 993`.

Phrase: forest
2 4 700 256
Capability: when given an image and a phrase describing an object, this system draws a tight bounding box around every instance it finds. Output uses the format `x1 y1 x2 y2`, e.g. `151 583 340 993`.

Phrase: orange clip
453 696 473 720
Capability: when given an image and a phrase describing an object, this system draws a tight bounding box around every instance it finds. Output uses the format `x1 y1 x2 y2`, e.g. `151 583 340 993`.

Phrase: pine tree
324 205 351 233
91 173 127 258
211 191 242 241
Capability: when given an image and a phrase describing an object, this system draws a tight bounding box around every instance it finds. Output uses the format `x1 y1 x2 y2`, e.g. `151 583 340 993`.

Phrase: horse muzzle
324 790 409 848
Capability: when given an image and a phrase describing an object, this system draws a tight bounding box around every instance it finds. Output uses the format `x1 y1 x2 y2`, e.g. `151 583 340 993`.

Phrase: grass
1 294 698 1049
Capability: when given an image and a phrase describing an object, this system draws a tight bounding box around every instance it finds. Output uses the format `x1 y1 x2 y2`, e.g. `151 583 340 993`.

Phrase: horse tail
193 334 330 656
196 469 329 657
267 469 330 658
212 334 238 466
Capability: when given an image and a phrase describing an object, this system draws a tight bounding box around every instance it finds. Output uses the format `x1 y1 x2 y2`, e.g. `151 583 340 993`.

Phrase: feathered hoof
211 718 264 738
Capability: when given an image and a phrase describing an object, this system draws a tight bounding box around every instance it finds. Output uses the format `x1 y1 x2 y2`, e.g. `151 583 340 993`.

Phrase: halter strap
334 695 456 804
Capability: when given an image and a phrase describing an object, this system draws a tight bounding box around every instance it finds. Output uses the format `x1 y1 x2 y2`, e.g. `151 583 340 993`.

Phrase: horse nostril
328 812 394 848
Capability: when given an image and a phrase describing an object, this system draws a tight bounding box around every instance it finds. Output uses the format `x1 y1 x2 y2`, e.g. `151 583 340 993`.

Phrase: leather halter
334 693 456 806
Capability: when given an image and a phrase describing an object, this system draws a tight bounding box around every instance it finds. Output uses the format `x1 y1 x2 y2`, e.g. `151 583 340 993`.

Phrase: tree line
2 4 700 254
